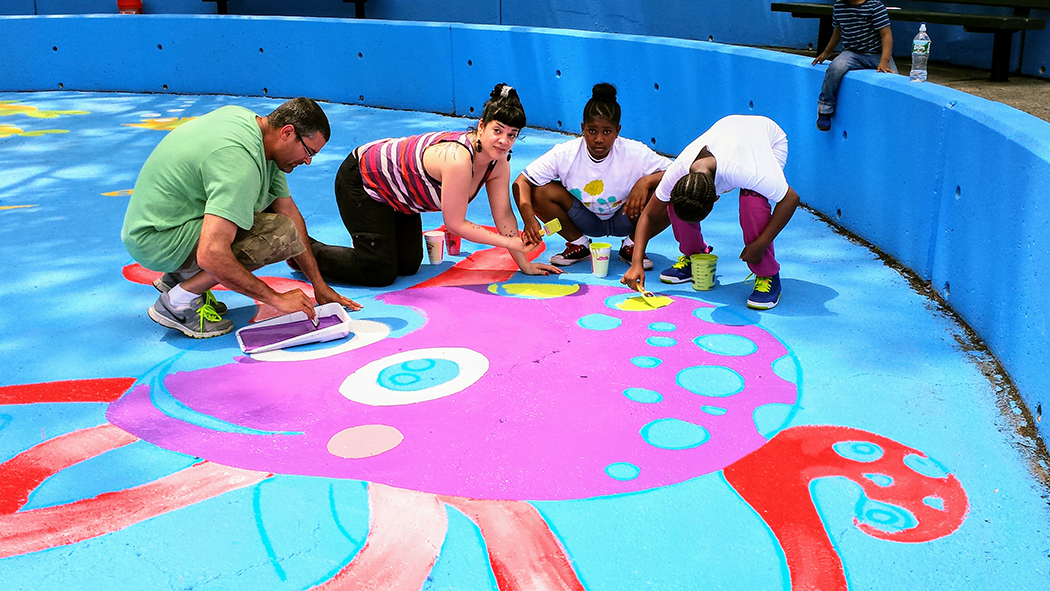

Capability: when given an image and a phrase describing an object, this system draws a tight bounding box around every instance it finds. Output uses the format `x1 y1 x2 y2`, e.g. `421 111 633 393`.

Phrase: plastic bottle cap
919 23 927 32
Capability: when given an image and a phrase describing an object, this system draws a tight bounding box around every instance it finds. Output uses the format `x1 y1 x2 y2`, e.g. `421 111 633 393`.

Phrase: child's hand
622 265 647 292
739 241 769 266
521 217 543 245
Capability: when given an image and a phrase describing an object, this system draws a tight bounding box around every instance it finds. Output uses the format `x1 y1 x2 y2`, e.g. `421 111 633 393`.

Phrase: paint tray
236 302 351 354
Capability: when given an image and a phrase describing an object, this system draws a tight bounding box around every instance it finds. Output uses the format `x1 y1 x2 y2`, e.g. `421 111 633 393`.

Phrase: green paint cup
689 253 717 291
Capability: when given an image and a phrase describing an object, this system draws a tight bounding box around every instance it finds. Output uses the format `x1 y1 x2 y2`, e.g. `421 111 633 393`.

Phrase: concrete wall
11 0 1050 79
1 14 1047 440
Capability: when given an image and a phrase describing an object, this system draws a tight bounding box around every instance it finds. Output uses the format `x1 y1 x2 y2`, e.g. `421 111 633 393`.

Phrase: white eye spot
250 319 390 362
340 347 489 406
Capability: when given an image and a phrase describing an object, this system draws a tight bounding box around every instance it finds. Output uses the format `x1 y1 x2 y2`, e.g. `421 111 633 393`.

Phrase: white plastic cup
689 253 718 290
590 242 612 277
424 231 445 264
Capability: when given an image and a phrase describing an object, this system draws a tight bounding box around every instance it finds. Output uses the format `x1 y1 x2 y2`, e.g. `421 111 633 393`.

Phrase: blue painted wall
16 0 1050 78
0 14 1046 438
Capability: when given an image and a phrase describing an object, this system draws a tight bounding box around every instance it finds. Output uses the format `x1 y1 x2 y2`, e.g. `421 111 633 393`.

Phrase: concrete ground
1 91 1048 590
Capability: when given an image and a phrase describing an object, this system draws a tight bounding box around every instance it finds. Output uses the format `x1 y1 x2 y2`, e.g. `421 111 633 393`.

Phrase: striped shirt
356 131 496 215
833 0 891 54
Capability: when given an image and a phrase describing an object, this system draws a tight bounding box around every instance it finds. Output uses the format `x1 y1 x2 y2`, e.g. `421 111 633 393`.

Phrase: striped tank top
356 131 497 215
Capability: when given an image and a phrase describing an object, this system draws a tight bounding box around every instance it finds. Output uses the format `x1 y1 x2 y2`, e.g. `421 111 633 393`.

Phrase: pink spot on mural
327 424 405 459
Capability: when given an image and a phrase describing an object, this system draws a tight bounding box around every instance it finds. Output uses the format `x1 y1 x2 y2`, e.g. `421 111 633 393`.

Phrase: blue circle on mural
693 334 758 356
649 322 676 332
578 313 622 331
646 336 677 347
904 454 949 479
624 388 663 404
832 441 884 463
676 366 744 397
773 354 801 384
631 356 662 368
640 418 710 450
605 462 640 481
855 498 917 533
864 473 894 487
701 405 727 416
377 358 460 392
923 496 946 511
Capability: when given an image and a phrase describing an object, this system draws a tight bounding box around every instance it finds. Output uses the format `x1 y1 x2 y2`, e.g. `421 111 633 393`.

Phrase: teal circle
649 322 676 332
646 336 677 347
904 454 949 479
578 313 622 331
693 334 758 356
631 356 663 368
855 498 917 533
701 405 727 415
605 462 640 481
624 388 663 404
923 496 946 511
864 473 894 487
772 354 801 384
640 418 710 450
676 366 744 397
377 358 460 392
832 441 884 463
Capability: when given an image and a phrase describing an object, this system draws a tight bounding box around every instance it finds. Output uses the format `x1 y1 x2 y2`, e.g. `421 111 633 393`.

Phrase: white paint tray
235 302 352 354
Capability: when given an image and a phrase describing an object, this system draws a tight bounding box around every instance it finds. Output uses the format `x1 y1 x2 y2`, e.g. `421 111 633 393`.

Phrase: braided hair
583 82 621 126
669 171 717 223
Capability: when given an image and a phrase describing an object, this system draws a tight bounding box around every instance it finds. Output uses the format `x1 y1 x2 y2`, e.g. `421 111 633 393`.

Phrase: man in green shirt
122 97 360 338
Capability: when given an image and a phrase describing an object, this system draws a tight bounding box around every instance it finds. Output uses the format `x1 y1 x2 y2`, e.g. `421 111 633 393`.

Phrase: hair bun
491 83 516 101
591 82 617 101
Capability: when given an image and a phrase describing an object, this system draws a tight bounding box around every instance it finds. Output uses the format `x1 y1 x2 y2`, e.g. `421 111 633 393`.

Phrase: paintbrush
538 218 562 236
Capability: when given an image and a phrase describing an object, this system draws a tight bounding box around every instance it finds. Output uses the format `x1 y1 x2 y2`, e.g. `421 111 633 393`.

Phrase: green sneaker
152 272 227 315
148 292 233 339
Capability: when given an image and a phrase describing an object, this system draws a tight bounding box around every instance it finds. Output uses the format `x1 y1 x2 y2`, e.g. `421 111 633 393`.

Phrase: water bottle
910 23 931 82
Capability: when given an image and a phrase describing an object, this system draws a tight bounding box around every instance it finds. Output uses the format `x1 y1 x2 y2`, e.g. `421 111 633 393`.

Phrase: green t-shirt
121 105 291 272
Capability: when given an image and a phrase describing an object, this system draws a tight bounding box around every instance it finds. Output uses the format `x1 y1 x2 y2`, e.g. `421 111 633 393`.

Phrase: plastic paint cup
424 231 445 264
445 231 462 256
689 253 718 291
590 242 612 277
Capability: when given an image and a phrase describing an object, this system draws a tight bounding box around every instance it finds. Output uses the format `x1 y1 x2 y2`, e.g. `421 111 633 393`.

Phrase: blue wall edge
2 14 1047 443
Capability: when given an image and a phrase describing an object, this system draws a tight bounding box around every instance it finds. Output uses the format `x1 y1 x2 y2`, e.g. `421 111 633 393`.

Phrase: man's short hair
268 97 331 141
669 171 717 223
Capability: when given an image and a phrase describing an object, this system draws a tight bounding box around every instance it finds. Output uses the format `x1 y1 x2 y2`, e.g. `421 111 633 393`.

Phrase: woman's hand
506 235 541 255
520 261 563 276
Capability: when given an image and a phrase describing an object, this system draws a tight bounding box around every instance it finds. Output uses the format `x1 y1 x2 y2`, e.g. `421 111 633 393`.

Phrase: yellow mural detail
0 124 69 138
583 179 604 197
0 204 38 211
123 117 197 131
102 189 134 197
0 100 89 119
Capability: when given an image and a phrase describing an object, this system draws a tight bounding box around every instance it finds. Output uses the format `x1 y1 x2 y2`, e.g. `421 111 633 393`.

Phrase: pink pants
669 188 780 277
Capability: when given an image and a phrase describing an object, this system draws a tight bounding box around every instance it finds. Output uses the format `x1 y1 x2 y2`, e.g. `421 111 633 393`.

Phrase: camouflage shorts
175 212 305 274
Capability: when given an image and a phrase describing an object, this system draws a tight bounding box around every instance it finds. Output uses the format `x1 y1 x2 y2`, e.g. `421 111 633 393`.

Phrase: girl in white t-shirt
513 83 671 269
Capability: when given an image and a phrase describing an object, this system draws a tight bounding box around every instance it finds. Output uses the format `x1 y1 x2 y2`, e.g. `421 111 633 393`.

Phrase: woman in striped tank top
307 84 563 287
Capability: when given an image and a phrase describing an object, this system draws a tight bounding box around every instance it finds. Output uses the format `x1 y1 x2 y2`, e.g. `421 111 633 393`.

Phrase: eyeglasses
294 129 317 159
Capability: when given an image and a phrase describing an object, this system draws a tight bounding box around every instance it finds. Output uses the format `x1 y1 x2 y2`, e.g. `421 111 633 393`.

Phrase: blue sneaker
659 255 692 284
746 273 781 310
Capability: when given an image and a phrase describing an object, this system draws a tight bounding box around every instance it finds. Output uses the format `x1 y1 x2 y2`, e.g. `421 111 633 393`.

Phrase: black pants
310 152 424 287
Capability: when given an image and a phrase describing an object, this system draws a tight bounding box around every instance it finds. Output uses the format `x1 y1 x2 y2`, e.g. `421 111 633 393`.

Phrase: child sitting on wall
812 0 897 131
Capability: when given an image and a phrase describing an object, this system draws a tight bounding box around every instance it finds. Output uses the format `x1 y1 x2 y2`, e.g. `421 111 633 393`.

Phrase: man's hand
812 51 831 65
877 58 894 73
621 263 647 292
271 288 318 319
314 283 362 311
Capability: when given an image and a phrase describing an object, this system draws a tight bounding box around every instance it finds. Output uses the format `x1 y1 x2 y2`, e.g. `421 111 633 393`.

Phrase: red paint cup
445 231 462 256
117 0 143 13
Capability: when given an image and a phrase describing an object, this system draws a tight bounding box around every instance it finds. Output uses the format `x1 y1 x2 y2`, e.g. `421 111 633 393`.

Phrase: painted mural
7 92 1048 591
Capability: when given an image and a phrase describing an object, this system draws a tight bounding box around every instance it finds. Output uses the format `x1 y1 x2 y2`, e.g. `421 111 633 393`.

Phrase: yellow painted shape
583 179 604 197
616 294 674 311
19 129 69 137
102 189 134 197
0 124 24 137
0 204 38 211
0 102 89 119
123 117 197 131
487 283 581 299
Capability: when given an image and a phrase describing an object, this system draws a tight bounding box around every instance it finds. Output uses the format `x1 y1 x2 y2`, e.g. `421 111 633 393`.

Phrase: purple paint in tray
239 314 343 352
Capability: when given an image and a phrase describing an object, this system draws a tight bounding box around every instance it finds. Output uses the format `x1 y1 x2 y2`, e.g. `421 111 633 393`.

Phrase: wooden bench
770 0 1049 81
204 0 369 19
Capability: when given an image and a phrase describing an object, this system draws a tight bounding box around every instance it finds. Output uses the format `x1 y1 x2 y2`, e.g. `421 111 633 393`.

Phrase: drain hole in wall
358 52 363 59
836 208 842 219
748 101 754 110
157 44 163 50
259 48 264 53
654 83 660 91
468 60 472 66
58 82 64 88
52 46 58 51
708 36 714 42
557 120 562 128
842 130 848 140
1037 404 1042 422
808 43 813 51
163 84 168 90
1041 66 1046 75
650 137 657 145
955 186 961 200
556 70 562 78
263 88 268 94
944 282 951 297
469 106 475 113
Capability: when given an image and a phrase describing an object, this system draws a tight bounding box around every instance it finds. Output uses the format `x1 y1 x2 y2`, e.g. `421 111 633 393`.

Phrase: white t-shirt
522 136 672 220
655 115 789 204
